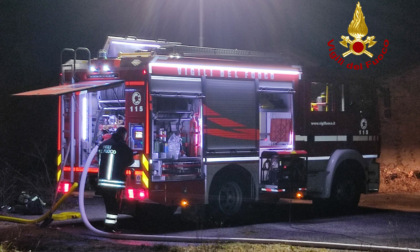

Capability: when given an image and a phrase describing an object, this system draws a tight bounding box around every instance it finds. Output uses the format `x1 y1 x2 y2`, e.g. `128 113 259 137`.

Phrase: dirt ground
0 223 175 252
0 223 340 252
1 192 420 252
377 65 420 194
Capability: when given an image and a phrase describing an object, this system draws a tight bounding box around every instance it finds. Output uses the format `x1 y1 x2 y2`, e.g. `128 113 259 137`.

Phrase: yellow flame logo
340 2 376 57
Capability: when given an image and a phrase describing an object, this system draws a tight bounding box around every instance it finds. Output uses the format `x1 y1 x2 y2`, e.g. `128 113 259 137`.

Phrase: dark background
0 0 419 190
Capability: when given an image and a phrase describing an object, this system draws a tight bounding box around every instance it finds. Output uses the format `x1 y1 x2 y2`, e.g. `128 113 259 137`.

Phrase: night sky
1 0 419 172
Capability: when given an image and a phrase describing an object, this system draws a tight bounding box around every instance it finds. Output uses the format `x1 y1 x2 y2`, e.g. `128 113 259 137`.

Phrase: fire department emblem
132 92 141 105
340 2 376 58
131 59 142 66
360 118 368 130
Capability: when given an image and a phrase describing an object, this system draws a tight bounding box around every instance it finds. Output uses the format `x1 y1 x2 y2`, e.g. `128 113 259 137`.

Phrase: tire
331 169 361 211
209 179 244 219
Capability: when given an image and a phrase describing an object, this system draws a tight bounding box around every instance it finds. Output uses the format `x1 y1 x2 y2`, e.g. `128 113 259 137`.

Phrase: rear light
126 169 142 176
139 190 146 199
57 181 72 193
126 188 148 200
127 189 135 199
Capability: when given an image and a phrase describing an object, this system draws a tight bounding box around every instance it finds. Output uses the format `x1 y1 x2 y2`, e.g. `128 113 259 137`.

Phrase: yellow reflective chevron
141 154 149 188
142 172 149 188
57 154 62 166
57 169 61 182
57 154 62 181
141 154 149 171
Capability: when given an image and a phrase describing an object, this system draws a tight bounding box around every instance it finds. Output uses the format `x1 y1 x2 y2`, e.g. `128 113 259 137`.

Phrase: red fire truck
15 36 379 218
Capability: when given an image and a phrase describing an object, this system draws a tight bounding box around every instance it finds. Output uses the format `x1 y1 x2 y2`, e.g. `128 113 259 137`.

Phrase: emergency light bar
110 41 161 48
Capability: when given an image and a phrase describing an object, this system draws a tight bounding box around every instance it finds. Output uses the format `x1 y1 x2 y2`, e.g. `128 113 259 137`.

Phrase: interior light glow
150 62 301 76
82 96 88 140
151 76 201 82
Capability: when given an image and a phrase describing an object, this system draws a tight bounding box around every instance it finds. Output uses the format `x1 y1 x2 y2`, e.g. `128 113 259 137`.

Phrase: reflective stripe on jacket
98 133 134 188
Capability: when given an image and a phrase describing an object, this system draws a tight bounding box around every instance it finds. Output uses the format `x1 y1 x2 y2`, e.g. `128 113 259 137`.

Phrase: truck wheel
209 179 244 220
331 169 361 211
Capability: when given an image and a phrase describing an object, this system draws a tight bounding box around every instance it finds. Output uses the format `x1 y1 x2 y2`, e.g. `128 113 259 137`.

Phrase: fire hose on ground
79 146 420 252
0 182 78 224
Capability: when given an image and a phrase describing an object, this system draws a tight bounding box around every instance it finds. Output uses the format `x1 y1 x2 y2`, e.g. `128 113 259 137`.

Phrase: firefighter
97 127 134 232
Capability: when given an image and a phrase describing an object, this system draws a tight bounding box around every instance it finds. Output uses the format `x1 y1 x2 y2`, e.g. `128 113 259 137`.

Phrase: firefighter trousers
100 187 123 230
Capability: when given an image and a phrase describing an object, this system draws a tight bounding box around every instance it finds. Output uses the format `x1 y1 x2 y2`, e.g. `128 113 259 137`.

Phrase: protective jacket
98 133 134 188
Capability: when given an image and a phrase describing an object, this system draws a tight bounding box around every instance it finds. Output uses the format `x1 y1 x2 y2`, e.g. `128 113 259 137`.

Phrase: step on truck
15 36 380 219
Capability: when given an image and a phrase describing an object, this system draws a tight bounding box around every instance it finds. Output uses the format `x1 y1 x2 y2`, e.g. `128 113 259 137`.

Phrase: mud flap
368 162 380 192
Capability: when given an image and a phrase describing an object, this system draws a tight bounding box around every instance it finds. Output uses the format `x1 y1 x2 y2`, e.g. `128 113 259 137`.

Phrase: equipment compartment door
204 79 258 154
258 85 294 150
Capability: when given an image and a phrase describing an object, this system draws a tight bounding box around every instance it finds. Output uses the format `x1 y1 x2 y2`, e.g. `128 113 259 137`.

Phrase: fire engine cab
15 36 380 218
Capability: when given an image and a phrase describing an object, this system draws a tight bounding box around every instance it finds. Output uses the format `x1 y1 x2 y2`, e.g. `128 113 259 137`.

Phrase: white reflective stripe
315 135 347 142
105 219 117 224
296 135 379 142
337 135 347 141
98 179 125 185
106 214 118 219
353 135 369 141
307 156 330 161
295 135 307 142
99 184 125 188
261 188 286 192
363 154 378 159
308 155 378 161
98 181 125 188
106 154 115 180
205 157 259 163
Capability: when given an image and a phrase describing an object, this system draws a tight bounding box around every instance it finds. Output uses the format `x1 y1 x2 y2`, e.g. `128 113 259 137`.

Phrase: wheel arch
323 149 367 198
208 163 255 202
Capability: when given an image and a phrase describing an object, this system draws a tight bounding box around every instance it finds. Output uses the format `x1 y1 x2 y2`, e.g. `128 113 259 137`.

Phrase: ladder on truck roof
59 48 91 183
103 36 283 61
167 44 280 61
